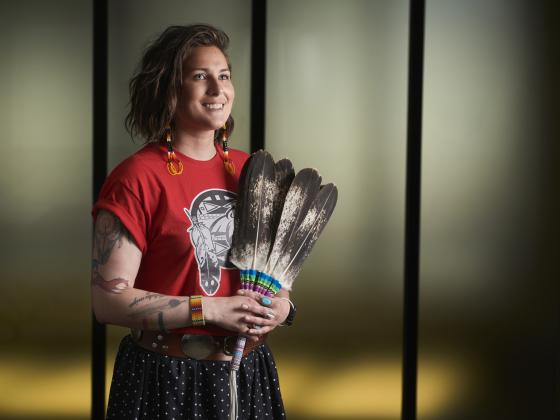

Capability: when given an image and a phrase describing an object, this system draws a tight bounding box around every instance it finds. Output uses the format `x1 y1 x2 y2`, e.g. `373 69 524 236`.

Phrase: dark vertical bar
401 0 425 419
250 0 267 151
92 0 108 419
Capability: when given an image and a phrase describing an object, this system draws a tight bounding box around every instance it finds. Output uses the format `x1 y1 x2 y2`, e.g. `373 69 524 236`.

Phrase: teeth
204 103 224 110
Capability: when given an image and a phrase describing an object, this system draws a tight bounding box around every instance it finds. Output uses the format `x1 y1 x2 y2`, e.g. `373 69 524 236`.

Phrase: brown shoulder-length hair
125 24 234 143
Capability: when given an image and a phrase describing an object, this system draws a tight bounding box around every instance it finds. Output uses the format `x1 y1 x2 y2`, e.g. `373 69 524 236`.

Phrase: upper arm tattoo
91 211 135 293
93 211 134 267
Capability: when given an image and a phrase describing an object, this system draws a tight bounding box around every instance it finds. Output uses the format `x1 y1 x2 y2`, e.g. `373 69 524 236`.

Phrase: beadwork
165 129 183 175
221 124 236 175
190 295 205 326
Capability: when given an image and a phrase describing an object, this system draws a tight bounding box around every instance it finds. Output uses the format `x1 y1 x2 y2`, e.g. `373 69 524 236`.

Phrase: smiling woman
176 46 235 137
92 24 289 419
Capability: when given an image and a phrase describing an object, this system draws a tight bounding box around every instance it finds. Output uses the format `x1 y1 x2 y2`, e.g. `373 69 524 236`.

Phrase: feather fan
228 156 338 420
228 150 279 420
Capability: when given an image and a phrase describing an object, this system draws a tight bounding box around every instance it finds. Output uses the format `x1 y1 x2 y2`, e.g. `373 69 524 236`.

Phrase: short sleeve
92 179 148 254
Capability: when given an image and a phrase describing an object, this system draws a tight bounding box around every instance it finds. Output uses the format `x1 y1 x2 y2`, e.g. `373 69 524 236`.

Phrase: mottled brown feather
229 150 277 272
272 183 338 290
264 168 322 277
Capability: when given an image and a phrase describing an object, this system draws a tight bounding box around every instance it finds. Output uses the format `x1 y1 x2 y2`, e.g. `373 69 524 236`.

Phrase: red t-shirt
92 142 249 336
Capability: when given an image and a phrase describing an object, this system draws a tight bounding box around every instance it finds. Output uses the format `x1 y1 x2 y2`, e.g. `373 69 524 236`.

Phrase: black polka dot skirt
106 335 286 419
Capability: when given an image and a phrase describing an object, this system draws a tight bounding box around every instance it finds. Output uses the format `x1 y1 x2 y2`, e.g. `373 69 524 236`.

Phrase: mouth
203 103 225 110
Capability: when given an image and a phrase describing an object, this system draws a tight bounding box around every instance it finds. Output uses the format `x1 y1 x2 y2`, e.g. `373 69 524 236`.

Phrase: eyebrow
188 67 230 73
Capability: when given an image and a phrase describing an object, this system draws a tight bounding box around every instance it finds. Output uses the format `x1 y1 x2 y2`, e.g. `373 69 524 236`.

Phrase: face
175 46 234 133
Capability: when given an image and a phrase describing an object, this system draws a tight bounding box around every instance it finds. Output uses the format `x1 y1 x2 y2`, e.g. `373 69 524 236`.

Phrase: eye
219 73 231 80
193 73 207 80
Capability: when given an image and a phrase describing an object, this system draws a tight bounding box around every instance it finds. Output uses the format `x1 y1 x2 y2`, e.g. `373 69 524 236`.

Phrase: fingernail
261 297 272 306
242 304 249 310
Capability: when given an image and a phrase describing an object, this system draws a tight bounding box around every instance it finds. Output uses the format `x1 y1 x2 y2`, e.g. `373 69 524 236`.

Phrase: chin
177 113 230 132
209 117 229 130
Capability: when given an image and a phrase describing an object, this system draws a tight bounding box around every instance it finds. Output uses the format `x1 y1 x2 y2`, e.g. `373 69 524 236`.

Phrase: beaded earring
165 128 183 176
221 123 235 175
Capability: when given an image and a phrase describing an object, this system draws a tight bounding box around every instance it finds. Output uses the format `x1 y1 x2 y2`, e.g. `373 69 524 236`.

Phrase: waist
131 329 266 361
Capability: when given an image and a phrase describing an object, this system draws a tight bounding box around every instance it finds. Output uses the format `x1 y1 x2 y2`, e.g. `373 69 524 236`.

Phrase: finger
236 289 254 297
241 301 276 319
243 315 274 326
260 307 276 319
264 309 275 320
247 326 271 335
239 290 263 301
240 325 253 335
240 297 260 311
248 301 275 317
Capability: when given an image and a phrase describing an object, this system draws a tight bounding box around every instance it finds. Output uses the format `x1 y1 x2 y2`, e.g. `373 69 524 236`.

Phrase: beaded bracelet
190 295 205 327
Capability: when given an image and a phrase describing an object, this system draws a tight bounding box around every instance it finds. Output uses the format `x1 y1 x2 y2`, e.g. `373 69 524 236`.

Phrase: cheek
179 83 201 106
177 92 192 110
227 86 235 106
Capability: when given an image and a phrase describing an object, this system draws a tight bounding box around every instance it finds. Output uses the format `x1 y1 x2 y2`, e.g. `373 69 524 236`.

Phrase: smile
204 103 224 110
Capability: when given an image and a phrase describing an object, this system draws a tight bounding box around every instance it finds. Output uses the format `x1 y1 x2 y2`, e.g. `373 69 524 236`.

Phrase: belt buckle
222 336 236 356
180 334 219 359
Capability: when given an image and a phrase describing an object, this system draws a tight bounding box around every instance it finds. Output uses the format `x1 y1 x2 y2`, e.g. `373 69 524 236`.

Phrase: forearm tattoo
127 296 187 333
129 292 166 308
127 298 187 318
158 312 168 333
91 211 133 293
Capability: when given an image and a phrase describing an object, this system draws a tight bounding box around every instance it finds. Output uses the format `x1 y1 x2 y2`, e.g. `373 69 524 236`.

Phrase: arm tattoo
158 312 169 333
91 211 135 290
92 270 129 294
127 298 187 318
127 294 185 332
129 292 166 308
93 211 133 267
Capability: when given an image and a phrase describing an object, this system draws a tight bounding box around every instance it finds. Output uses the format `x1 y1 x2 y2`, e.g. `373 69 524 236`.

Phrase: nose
206 76 222 96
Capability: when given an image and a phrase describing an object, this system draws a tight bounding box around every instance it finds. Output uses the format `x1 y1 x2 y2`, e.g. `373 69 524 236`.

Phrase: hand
201 295 277 342
235 290 291 335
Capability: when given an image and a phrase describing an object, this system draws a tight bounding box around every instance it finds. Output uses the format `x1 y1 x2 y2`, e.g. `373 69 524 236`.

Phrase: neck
172 128 216 160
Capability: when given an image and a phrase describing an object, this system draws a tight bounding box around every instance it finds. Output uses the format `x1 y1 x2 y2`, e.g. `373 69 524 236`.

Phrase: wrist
277 297 296 327
190 295 206 326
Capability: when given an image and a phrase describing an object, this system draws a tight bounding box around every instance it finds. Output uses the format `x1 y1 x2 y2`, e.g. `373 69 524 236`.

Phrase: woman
91 24 291 419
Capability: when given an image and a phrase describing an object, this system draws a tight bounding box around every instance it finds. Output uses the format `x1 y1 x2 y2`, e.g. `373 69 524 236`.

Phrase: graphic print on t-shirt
184 189 236 295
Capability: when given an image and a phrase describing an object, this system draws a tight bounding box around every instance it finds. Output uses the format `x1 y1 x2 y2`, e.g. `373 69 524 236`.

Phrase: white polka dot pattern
105 335 286 419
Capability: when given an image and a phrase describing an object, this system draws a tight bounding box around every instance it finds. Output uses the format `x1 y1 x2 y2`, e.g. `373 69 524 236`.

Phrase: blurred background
0 0 557 419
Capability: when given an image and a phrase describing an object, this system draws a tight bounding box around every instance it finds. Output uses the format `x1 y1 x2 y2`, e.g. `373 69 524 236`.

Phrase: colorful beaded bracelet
190 295 205 327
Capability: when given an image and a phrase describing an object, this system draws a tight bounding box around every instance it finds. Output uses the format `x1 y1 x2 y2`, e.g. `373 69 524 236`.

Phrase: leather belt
130 329 266 361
